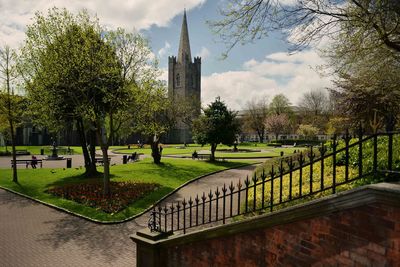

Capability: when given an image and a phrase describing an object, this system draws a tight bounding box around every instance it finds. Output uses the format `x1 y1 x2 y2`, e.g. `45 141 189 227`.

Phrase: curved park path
0 163 258 267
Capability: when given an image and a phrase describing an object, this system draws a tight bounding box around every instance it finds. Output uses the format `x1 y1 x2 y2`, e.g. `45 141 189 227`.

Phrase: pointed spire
177 9 192 63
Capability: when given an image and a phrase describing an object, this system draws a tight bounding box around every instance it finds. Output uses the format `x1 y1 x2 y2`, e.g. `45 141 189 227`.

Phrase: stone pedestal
131 229 172 267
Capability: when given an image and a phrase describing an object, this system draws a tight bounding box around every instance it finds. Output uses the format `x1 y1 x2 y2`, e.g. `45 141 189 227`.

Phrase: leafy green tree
327 15 400 132
21 8 159 195
132 79 170 164
104 28 159 146
0 46 24 183
326 116 352 135
269 94 292 116
21 8 128 195
332 64 400 132
192 97 240 161
20 8 102 177
296 124 319 140
210 0 400 56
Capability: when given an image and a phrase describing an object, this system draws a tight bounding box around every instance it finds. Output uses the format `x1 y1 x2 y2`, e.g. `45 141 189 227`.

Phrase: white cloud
159 67 168 82
196 46 210 59
158 41 171 57
202 71 279 110
201 50 333 110
0 0 206 47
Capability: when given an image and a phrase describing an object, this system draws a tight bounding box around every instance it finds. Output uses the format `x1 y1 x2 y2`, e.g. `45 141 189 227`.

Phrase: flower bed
46 181 159 214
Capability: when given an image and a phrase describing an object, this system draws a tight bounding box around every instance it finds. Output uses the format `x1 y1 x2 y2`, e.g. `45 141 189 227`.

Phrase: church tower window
176 73 180 87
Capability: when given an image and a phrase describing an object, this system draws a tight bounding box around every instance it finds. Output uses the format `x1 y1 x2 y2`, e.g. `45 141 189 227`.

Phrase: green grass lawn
113 144 204 155
115 145 304 158
0 158 252 222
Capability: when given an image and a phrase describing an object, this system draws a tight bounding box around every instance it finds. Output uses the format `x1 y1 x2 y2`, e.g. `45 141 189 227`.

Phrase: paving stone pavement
0 164 258 267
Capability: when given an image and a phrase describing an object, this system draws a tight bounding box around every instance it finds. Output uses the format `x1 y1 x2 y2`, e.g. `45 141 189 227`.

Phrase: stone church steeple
177 10 192 63
167 10 201 143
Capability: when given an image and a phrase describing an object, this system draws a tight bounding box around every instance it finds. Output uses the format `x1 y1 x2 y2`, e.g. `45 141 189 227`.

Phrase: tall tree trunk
9 118 17 183
151 135 161 164
97 126 110 196
6 62 17 183
76 118 98 177
89 129 97 172
210 143 217 161
101 145 110 196
257 130 264 143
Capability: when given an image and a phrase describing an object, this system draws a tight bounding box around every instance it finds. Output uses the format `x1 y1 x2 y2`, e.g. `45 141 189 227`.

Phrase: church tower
168 10 201 143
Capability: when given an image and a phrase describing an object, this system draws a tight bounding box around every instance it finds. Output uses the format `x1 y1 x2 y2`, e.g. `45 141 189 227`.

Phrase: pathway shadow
37 215 139 264
0 188 37 208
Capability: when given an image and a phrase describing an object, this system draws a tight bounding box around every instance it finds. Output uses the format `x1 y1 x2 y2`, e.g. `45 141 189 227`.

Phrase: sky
0 0 333 110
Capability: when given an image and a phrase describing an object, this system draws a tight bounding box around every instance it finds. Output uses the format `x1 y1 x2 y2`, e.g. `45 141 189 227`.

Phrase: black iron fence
149 130 400 234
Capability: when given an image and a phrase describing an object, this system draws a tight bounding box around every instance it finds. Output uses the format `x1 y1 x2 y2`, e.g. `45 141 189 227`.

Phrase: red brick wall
161 203 400 266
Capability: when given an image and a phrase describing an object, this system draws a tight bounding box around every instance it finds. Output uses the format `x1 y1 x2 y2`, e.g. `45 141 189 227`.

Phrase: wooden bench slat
11 159 43 168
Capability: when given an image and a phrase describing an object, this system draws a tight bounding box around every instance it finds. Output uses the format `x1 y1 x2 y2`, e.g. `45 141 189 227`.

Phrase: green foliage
192 97 240 154
334 136 400 183
296 124 319 139
269 94 292 115
20 7 162 189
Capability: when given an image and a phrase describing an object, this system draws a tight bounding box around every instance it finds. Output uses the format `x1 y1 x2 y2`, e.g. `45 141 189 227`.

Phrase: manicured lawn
113 144 204 155
164 147 305 158
115 145 305 158
0 158 252 222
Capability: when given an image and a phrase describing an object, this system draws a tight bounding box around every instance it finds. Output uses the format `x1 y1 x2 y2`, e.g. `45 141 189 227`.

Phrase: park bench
94 157 111 166
11 159 43 168
197 154 211 160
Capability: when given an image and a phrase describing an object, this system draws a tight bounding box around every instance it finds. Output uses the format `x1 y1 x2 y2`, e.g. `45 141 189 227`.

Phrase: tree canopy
20 8 160 195
192 97 240 161
269 94 292 116
210 0 400 56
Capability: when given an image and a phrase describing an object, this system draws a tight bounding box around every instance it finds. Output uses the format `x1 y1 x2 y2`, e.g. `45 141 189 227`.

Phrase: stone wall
132 183 400 267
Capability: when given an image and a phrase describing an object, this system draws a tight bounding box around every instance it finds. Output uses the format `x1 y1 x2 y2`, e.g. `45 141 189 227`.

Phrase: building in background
167 10 201 143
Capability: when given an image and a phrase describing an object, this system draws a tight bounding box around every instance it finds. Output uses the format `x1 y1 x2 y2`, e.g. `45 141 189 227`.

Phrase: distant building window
176 74 180 87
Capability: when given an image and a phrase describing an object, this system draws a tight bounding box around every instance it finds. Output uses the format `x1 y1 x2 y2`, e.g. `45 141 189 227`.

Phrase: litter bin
66 158 72 168
40 148 44 155
123 155 128 164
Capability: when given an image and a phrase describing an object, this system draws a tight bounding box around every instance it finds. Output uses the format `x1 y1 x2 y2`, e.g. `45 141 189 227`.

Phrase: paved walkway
0 164 258 267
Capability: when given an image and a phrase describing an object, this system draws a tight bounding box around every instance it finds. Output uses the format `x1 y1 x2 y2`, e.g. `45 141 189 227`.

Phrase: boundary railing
148 129 400 234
